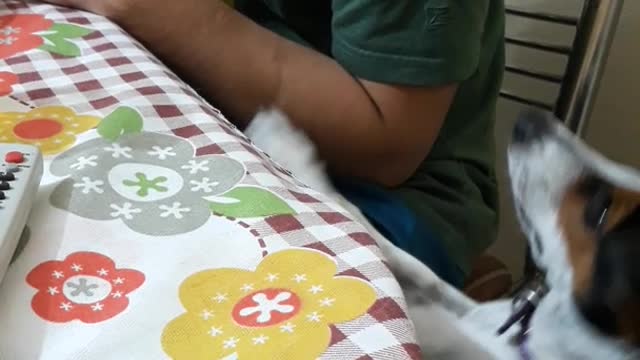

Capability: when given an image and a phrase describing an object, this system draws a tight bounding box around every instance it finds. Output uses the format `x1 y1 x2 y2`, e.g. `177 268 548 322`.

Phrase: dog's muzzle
512 109 553 144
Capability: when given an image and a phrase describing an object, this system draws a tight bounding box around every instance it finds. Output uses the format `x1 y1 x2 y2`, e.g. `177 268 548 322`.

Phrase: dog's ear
578 207 640 345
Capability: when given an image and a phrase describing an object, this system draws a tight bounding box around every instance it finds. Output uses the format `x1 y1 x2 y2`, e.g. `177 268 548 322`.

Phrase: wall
490 0 640 280
587 0 640 167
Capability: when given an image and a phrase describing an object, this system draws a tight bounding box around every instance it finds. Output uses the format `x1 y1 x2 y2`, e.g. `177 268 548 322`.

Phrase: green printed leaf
39 34 81 57
97 106 144 141
38 24 93 57
49 23 94 38
208 186 295 218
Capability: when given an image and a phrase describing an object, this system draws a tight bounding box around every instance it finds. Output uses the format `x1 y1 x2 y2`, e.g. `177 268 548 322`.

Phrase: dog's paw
245 109 314 167
245 109 334 194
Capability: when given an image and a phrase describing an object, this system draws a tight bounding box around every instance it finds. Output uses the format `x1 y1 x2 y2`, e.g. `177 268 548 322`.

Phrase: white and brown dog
246 108 640 359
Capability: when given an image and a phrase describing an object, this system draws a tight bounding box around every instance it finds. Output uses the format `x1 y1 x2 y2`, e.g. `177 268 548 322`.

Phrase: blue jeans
334 179 464 288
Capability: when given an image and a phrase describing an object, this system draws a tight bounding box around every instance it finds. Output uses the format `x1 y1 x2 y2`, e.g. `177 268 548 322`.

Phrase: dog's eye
578 175 606 197
584 186 612 231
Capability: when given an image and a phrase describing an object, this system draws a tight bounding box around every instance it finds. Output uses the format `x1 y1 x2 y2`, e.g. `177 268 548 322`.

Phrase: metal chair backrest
501 0 624 136
500 0 624 279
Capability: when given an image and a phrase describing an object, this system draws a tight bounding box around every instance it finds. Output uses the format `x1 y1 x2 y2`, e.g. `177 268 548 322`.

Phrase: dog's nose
512 109 552 143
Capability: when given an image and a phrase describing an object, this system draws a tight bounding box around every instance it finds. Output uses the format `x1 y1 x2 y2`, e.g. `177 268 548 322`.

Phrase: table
0 1 421 359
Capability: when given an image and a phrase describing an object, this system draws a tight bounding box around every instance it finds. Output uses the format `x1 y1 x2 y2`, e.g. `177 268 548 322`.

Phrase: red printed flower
0 14 54 60
0 71 18 96
26 252 145 324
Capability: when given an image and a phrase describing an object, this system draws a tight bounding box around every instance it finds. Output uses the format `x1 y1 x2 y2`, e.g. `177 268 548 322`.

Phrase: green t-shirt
235 0 505 275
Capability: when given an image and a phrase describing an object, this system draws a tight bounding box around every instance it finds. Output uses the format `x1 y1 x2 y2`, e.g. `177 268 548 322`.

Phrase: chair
500 0 625 282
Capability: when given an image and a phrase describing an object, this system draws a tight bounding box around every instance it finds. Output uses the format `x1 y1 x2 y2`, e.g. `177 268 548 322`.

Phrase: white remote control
0 144 43 283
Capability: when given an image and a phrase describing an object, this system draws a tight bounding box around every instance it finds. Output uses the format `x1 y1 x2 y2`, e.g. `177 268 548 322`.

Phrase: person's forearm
116 1 416 185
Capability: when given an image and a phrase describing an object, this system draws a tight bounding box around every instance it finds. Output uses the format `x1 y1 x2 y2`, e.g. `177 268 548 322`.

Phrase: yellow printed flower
0 106 99 155
162 248 377 360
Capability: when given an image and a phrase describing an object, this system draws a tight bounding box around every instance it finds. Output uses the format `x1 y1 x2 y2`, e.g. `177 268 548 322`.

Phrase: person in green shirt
44 0 505 287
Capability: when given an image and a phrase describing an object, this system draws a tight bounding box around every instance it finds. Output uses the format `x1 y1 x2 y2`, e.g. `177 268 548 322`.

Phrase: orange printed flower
0 72 18 96
0 106 100 155
0 14 53 60
161 248 377 360
26 252 145 324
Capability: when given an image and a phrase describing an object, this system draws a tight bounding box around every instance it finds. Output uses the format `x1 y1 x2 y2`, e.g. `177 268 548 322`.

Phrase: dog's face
508 109 640 346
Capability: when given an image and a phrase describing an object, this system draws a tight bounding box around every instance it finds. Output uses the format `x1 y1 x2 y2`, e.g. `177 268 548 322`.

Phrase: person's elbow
339 114 445 188
354 81 456 187
361 146 430 188
327 80 457 188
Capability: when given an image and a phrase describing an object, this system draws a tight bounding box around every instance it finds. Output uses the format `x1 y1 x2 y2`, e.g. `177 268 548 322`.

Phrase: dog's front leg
335 195 477 316
385 241 477 317
245 109 476 316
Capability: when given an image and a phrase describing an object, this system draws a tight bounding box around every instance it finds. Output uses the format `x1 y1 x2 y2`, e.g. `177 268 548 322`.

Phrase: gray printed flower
49 132 245 236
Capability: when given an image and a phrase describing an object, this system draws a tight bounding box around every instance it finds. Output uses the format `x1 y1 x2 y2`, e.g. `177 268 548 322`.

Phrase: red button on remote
5 151 24 164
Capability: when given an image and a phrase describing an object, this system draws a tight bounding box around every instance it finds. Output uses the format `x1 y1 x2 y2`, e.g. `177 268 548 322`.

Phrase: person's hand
41 0 226 32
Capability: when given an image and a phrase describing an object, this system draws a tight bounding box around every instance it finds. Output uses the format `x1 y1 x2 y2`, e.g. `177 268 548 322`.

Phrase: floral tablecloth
0 1 421 359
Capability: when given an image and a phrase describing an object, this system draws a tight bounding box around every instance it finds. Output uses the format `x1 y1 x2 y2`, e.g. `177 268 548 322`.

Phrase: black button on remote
0 182 9 191
0 172 15 181
0 191 4 200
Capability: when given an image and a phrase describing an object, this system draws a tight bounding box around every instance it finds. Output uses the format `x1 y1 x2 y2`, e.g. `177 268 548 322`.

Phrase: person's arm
44 0 457 187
